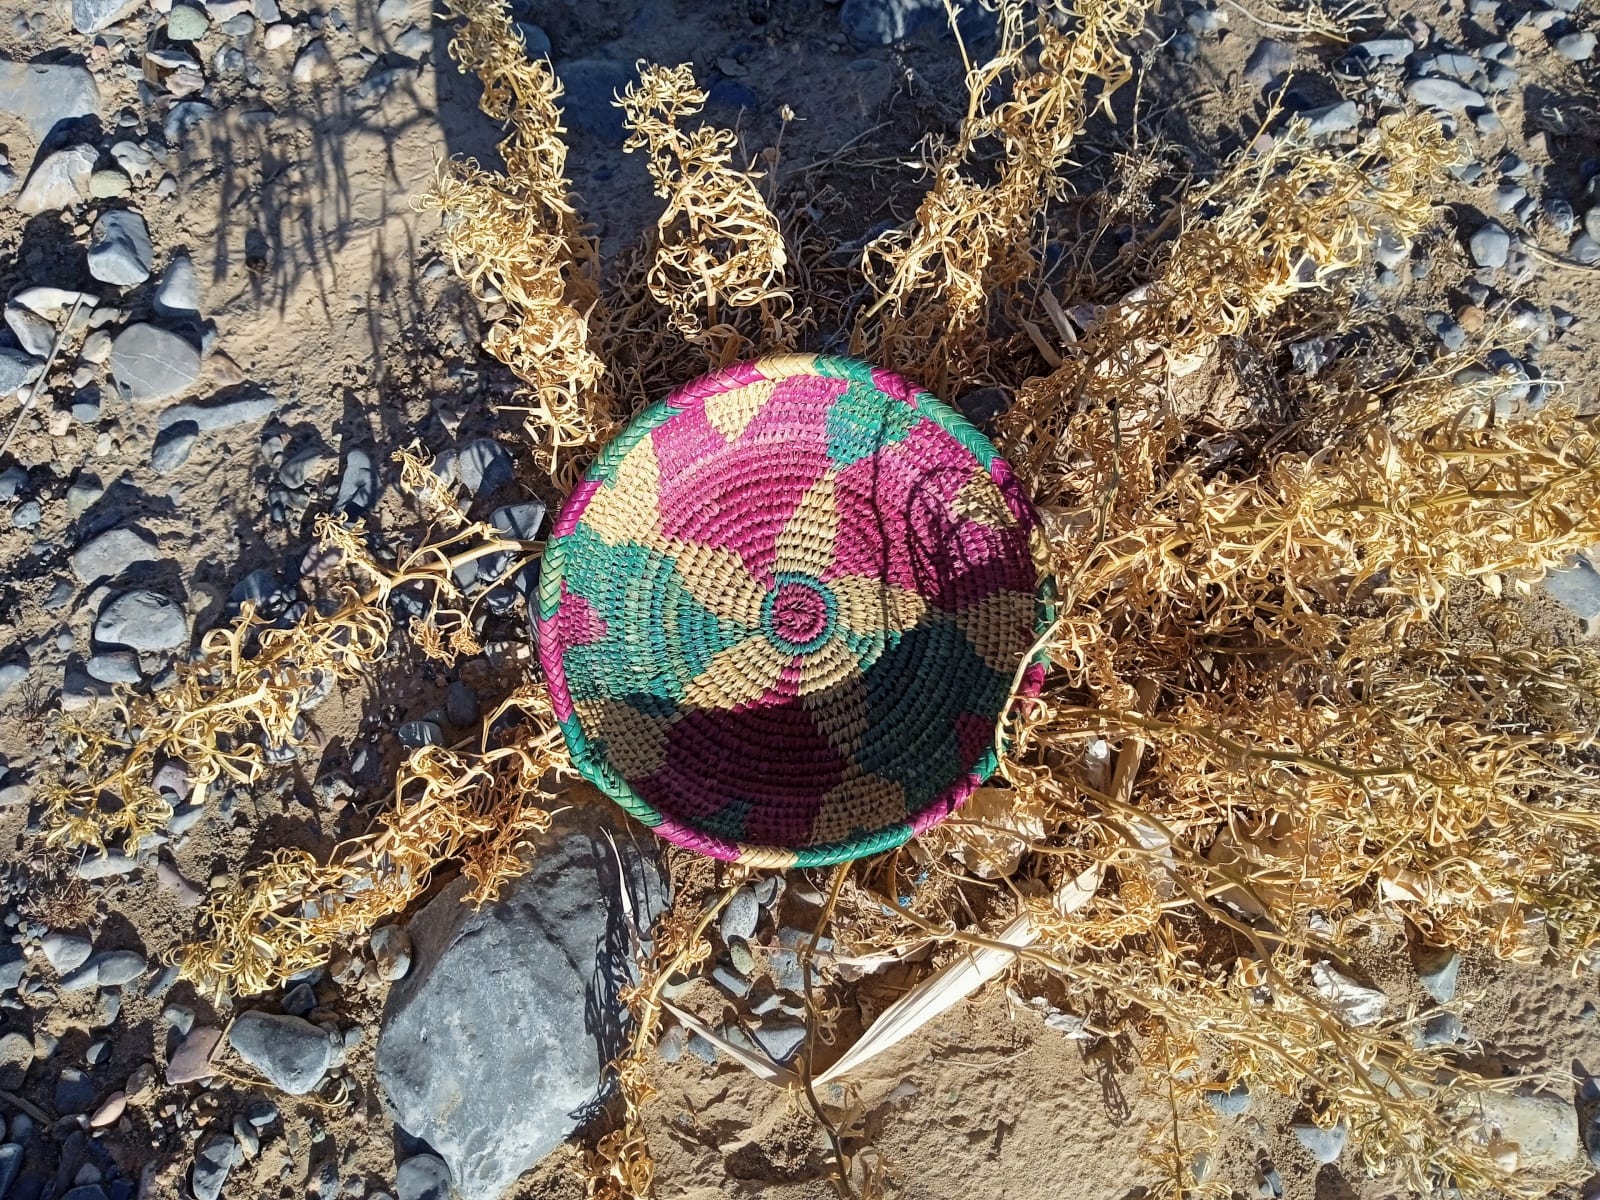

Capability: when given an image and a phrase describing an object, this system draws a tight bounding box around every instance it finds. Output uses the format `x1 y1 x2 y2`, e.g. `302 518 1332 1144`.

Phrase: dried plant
617 62 796 362
44 583 390 856
854 0 1150 392
179 686 568 999
422 0 617 487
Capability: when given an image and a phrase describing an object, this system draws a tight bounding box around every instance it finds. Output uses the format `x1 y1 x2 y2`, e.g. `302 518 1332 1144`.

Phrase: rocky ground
2 0 1600 1198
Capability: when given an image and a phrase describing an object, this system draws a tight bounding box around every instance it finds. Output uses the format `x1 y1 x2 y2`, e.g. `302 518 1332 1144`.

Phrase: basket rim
535 353 1055 868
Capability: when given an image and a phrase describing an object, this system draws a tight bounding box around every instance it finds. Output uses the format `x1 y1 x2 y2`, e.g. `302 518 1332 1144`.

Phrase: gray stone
1473 1091 1580 1169
281 982 317 1017
95 590 188 652
1204 1082 1252 1115
280 447 333 489
154 253 200 315
88 651 140 684
1292 1121 1346 1163
752 1020 807 1062
191 1134 238 1200
55 1067 96 1113
73 0 140 32
152 423 199 473
72 851 137 880
87 210 154 286
490 500 545 540
1405 76 1487 111
167 3 210 38
515 21 550 57
456 437 513 496
396 719 443 748
164 101 216 143
157 394 276 431
0 307 52 361
1469 222 1511 269
1556 31 1596 61
0 661 27 696
840 0 945 43
93 948 147 984
109 324 201 403
377 806 668 1200
292 37 334 82
445 680 478 726
0 60 100 143
395 1153 452 1200
335 447 378 515
0 346 43 396
1302 100 1359 136
1570 234 1600 266
228 1011 335 1094
41 932 93 974
11 499 41 529
111 140 156 177
1415 1011 1466 1046
1547 558 1600 620
395 26 431 57
72 527 159 584
1243 37 1293 84
16 145 97 214
370 924 412 982
1353 35 1414 63
0 1143 19 1199
552 58 634 138
720 887 759 941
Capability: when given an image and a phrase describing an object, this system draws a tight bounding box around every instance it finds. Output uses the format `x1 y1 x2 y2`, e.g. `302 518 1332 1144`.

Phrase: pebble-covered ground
2 0 1599 1198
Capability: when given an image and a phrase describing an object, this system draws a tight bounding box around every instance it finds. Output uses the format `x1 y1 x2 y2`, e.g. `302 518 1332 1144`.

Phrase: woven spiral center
764 574 836 653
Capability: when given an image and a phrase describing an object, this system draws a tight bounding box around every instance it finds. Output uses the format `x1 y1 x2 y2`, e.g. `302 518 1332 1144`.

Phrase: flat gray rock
154 253 200 314
73 0 140 31
87 210 155 286
1405 76 1486 112
16 144 96 214
1469 222 1511 269
228 1011 336 1095
95 590 187 652
335 447 379 514
839 0 945 43
0 59 100 142
190 1134 238 1200
396 1154 452 1200
0 346 43 396
71 527 159 583
1547 559 1600 620
377 805 667 1200
109 324 200 403
157 393 277 432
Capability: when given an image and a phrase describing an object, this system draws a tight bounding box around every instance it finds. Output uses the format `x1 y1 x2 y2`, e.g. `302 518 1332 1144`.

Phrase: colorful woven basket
536 355 1052 867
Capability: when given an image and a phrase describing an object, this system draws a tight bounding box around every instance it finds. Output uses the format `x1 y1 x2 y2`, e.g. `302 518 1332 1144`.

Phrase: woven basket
536 355 1052 867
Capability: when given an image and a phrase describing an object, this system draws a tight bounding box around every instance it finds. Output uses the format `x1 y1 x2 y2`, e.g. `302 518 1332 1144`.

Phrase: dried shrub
179 686 567 999
853 0 1150 392
422 0 616 487
617 62 797 362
